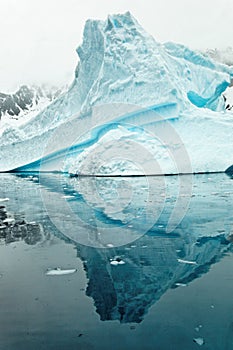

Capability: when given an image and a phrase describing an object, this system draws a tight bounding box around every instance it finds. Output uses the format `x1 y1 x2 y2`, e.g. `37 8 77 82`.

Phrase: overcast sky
1 0 233 92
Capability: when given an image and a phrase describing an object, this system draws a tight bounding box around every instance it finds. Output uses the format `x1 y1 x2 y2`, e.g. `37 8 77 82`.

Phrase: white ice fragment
106 244 114 248
193 337 204 346
3 218 15 224
118 260 125 265
110 258 125 266
62 195 75 199
175 283 187 287
177 259 197 265
0 198 9 202
46 268 77 276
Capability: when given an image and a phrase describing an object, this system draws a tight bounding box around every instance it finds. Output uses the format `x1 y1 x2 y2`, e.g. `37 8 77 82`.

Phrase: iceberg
0 12 233 174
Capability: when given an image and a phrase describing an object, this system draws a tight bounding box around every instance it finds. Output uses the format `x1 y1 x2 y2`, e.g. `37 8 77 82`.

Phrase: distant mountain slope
203 47 233 67
0 85 64 120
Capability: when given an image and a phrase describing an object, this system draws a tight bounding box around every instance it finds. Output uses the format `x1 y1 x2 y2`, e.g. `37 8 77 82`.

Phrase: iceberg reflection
1 173 233 324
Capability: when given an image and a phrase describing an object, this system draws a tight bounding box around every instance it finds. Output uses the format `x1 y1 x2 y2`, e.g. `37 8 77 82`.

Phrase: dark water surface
0 173 233 350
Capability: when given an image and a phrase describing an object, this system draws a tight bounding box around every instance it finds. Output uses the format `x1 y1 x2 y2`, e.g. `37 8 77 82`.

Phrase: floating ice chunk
3 218 15 225
2 13 233 175
177 258 197 265
110 257 126 266
62 195 75 199
46 268 77 276
193 337 204 346
106 243 114 248
0 198 9 202
110 260 125 266
175 282 187 287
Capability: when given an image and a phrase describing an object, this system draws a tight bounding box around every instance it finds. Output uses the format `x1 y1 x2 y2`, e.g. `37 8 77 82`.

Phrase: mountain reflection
0 205 43 245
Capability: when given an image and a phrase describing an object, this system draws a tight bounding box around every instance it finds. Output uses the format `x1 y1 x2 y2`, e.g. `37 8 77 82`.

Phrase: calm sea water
0 173 233 350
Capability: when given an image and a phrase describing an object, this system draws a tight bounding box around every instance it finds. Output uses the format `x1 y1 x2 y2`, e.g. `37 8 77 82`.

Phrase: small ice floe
110 257 125 266
193 337 204 346
106 243 114 248
46 268 77 276
175 283 187 287
62 195 75 199
3 218 15 225
0 198 9 202
177 258 197 265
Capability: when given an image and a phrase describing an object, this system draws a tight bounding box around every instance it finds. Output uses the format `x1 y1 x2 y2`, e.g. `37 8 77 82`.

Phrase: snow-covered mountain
203 47 233 67
0 85 64 121
1 12 233 174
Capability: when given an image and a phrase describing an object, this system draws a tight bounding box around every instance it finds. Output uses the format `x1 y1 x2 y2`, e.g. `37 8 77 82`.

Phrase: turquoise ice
0 12 233 174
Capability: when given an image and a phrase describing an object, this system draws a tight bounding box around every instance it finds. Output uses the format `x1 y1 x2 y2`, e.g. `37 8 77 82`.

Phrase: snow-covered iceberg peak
73 11 232 113
0 12 233 174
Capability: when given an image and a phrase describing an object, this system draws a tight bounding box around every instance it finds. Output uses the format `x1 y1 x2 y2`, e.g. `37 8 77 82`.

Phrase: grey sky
1 0 233 92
